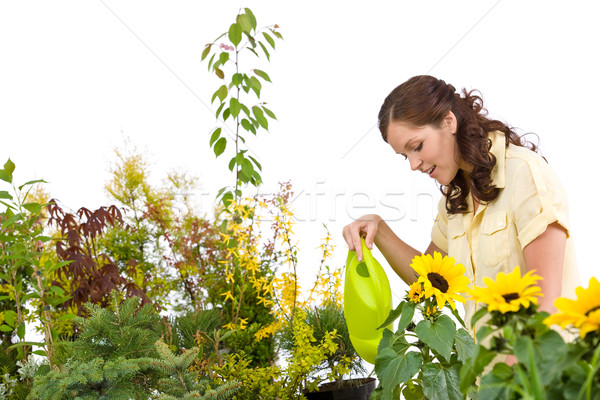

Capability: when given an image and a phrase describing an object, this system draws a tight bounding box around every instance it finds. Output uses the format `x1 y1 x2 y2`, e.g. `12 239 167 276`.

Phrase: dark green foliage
151 340 240 400
29 295 238 400
29 294 161 399
28 357 150 400
161 307 222 355
67 294 162 362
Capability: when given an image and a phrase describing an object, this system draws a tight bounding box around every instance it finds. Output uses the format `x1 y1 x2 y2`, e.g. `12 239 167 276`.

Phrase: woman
342 75 580 331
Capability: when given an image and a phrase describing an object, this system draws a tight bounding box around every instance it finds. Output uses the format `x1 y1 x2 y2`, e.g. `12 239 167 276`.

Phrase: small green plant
371 252 475 400
201 7 282 205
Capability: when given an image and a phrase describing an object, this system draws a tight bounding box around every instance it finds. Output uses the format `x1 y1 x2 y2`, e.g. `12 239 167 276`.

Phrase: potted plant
278 299 375 400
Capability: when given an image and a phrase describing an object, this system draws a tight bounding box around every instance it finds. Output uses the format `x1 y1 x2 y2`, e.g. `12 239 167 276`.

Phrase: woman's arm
342 214 447 286
523 221 567 313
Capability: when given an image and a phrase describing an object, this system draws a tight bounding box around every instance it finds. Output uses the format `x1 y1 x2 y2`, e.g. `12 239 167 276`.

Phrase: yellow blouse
431 131 580 330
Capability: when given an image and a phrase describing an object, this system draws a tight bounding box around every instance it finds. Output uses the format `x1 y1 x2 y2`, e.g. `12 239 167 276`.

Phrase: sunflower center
427 272 449 293
585 305 600 316
502 292 520 302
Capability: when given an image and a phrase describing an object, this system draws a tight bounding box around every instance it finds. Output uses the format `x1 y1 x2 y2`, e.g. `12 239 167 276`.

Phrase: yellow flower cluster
219 198 274 328
285 309 340 393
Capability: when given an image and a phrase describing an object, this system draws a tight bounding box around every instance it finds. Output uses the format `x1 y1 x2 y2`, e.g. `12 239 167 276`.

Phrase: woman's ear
444 111 458 134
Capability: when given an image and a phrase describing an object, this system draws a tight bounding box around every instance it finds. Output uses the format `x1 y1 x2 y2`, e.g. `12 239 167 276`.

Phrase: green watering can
344 237 392 364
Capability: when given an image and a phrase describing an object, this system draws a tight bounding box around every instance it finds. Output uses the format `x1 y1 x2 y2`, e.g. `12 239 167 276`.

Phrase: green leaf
4 158 15 175
228 157 236 172
3 310 17 327
18 179 46 190
33 350 47 357
0 191 12 200
271 28 283 40
213 137 227 157
21 292 40 301
232 73 243 86
459 344 496 394
228 22 242 46
262 106 276 120
0 169 11 183
23 202 42 214
479 364 511 399
58 313 77 321
7 341 45 350
454 328 476 363
377 327 394 352
244 8 257 29
448 304 466 328
253 69 272 82
248 155 262 171
215 68 224 79
378 302 402 330
241 118 253 132
475 324 493 343
212 85 228 104
0 324 12 332
216 102 226 118
422 363 463 400
252 106 268 129
17 322 25 339
415 314 456 362
208 53 216 71
237 13 252 34
470 306 488 328
222 107 231 121
249 76 262 97
201 43 212 61
262 31 275 48
375 348 422 400
230 97 241 118
241 158 254 178
219 51 229 65
210 128 222 147
258 41 270 61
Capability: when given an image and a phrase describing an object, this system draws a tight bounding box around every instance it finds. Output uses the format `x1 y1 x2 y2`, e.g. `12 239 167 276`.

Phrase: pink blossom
219 43 235 52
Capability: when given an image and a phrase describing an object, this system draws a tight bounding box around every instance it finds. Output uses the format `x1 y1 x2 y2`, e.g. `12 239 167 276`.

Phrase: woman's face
385 112 466 186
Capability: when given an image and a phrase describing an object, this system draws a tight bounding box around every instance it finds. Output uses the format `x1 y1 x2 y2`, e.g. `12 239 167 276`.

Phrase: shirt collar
489 131 506 189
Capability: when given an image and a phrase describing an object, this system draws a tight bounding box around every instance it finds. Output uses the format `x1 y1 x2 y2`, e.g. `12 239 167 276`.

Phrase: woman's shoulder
505 143 549 171
504 143 565 192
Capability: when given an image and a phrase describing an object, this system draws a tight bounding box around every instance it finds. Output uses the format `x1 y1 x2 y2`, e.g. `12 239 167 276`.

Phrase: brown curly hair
378 75 538 214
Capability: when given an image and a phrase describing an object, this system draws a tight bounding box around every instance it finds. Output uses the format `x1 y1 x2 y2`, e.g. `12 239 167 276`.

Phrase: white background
1 1 598 306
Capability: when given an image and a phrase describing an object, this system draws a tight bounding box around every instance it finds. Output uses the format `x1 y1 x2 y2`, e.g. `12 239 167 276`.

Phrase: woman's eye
414 142 423 152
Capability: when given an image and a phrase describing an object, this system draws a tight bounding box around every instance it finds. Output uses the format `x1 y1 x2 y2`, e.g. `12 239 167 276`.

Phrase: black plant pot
304 378 376 400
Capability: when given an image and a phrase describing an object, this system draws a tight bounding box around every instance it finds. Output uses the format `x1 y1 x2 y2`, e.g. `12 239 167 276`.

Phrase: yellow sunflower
469 266 542 313
410 252 470 310
544 277 600 338
408 282 424 303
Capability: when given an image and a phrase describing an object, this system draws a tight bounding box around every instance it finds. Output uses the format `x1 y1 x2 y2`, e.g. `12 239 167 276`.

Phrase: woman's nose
408 155 421 171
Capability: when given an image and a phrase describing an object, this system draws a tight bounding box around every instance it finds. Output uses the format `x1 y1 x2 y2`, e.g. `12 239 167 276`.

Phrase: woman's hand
342 214 382 261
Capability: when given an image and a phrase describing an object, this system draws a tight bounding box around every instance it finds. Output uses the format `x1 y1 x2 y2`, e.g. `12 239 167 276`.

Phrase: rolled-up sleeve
512 159 571 249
